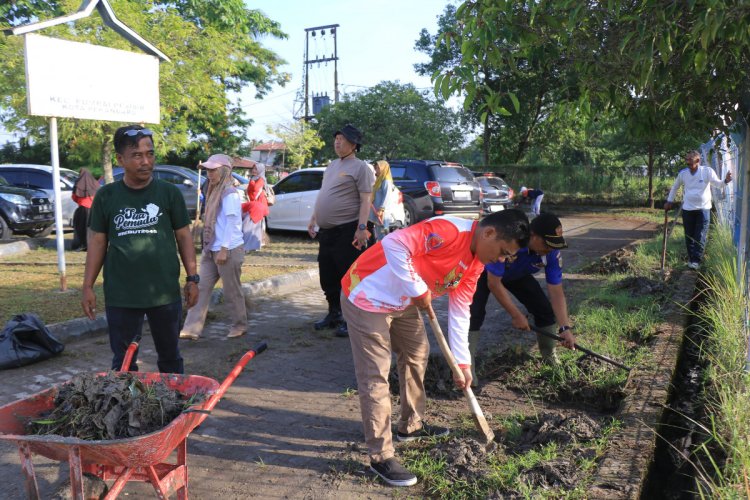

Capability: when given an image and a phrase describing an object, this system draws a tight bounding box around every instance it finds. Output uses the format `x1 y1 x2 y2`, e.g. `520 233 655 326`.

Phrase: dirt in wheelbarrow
27 372 206 440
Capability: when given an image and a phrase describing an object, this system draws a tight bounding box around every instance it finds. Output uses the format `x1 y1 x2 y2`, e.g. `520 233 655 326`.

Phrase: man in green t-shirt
81 125 199 373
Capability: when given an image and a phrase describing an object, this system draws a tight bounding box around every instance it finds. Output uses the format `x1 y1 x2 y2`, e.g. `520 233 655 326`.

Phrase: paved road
0 215 657 498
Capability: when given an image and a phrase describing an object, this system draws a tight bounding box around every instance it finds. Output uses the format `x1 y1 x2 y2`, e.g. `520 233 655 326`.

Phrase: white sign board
24 33 160 123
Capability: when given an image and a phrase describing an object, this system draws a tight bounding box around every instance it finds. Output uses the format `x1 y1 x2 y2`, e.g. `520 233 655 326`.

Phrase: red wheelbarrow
0 340 267 499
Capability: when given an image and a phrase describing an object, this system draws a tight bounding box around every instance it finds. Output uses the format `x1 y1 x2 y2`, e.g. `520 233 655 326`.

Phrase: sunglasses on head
122 128 154 138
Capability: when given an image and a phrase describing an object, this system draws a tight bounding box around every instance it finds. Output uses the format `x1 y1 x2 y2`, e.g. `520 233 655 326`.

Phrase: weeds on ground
688 226 750 498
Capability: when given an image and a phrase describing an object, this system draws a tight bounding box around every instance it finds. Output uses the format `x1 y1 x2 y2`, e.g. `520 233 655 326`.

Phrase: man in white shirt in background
664 150 732 269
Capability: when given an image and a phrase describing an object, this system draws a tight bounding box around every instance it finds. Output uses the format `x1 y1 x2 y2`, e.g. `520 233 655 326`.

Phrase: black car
0 175 54 240
472 172 515 215
390 160 482 225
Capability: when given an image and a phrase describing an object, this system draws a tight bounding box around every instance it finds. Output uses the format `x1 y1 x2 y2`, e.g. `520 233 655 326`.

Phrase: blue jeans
105 300 184 373
682 209 710 264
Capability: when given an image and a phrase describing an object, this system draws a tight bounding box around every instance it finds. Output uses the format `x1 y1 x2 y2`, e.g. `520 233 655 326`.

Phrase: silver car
0 164 78 227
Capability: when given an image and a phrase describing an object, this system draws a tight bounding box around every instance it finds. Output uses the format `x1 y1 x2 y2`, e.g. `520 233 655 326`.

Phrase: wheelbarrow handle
203 342 267 413
530 326 631 372
119 335 144 372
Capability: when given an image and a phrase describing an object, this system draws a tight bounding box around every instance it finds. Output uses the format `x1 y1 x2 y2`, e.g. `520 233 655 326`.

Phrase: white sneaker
687 262 700 270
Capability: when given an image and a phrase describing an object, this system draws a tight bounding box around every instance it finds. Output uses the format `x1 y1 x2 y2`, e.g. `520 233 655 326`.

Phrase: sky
239 0 452 141
0 1 453 145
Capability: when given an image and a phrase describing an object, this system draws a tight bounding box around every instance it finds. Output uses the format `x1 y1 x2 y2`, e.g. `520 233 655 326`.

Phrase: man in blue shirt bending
468 213 576 383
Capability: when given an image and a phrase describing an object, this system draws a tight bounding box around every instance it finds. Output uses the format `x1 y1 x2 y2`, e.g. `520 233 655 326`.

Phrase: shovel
424 306 495 446
530 325 631 371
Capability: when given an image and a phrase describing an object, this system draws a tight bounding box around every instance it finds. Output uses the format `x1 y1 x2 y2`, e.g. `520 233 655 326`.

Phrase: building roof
253 141 286 152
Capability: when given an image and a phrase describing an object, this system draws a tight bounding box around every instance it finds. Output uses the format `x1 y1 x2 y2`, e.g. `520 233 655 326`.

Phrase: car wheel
0 216 11 241
403 197 417 226
22 225 54 238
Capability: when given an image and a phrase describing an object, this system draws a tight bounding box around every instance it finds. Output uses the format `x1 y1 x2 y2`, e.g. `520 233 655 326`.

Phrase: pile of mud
425 413 601 493
28 372 204 440
588 248 635 274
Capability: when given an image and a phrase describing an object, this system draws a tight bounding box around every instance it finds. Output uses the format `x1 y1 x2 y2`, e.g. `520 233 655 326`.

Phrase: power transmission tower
294 24 339 121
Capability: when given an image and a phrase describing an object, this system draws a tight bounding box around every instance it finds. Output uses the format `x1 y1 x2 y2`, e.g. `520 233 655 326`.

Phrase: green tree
267 121 324 169
415 3 573 165
433 1 735 205
0 0 288 181
311 81 464 162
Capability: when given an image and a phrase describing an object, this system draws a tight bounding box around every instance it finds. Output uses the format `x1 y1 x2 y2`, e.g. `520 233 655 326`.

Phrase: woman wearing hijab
180 154 247 340
241 161 270 251
71 168 99 250
369 160 398 241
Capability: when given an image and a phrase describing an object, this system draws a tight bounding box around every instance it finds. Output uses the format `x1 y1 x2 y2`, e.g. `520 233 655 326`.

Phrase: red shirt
341 216 484 364
72 193 94 209
242 178 270 223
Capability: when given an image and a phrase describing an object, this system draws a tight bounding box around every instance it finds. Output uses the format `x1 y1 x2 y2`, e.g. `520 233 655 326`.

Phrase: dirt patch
417 413 601 494
27 372 204 440
430 437 497 482
518 457 583 490
616 276 667 298
587 248 636 274
511 412 601 451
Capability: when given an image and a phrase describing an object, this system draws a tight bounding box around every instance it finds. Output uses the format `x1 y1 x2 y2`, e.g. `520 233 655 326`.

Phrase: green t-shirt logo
113 204 162 235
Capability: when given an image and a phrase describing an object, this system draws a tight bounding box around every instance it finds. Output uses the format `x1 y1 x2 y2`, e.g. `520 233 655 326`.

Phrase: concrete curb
45 268 319 344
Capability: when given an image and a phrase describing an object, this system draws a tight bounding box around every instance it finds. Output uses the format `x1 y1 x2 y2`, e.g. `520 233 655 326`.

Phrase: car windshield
60 170 79 186
431 165 475 182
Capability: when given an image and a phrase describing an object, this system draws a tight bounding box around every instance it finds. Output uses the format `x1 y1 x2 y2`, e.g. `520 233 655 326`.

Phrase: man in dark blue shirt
468 213 575 382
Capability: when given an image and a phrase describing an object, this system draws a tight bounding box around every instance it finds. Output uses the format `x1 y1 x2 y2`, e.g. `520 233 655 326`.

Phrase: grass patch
688 225 750 497
0 233 316 325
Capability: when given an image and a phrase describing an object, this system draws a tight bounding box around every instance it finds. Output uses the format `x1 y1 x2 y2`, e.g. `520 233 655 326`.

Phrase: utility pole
300 23 340 121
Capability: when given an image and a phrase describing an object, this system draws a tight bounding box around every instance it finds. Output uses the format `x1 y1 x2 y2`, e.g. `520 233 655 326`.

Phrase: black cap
530 213 567 249
334 124 363 151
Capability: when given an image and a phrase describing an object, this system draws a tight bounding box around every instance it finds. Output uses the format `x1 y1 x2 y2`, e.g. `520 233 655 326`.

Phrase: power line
239 89 297 110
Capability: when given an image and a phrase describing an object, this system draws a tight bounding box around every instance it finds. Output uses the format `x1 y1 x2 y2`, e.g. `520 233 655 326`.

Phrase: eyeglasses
122 128 154 138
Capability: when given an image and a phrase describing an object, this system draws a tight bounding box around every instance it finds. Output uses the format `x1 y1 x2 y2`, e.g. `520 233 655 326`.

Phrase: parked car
112 165 204 217
389 160 482 225
0 174 54 240
111 166 249 212
0 164 78 227
472 172 515 214
266 167 325 231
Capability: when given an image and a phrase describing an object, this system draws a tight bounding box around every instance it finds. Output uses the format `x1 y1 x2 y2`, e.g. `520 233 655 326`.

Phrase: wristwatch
357 223 367 231
186 274 200 284
558 325 572 334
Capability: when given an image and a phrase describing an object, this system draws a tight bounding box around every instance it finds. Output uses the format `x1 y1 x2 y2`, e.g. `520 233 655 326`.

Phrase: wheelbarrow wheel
51 472 108 500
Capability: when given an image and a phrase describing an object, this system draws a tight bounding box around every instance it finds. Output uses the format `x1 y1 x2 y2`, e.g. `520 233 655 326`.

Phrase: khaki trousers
182 245 247 337
341 293 429 462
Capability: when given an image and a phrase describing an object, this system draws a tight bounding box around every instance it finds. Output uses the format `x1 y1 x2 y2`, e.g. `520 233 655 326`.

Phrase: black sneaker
335 322 349 337
370 457 417 487
396 423 449 442
313 310 342 330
